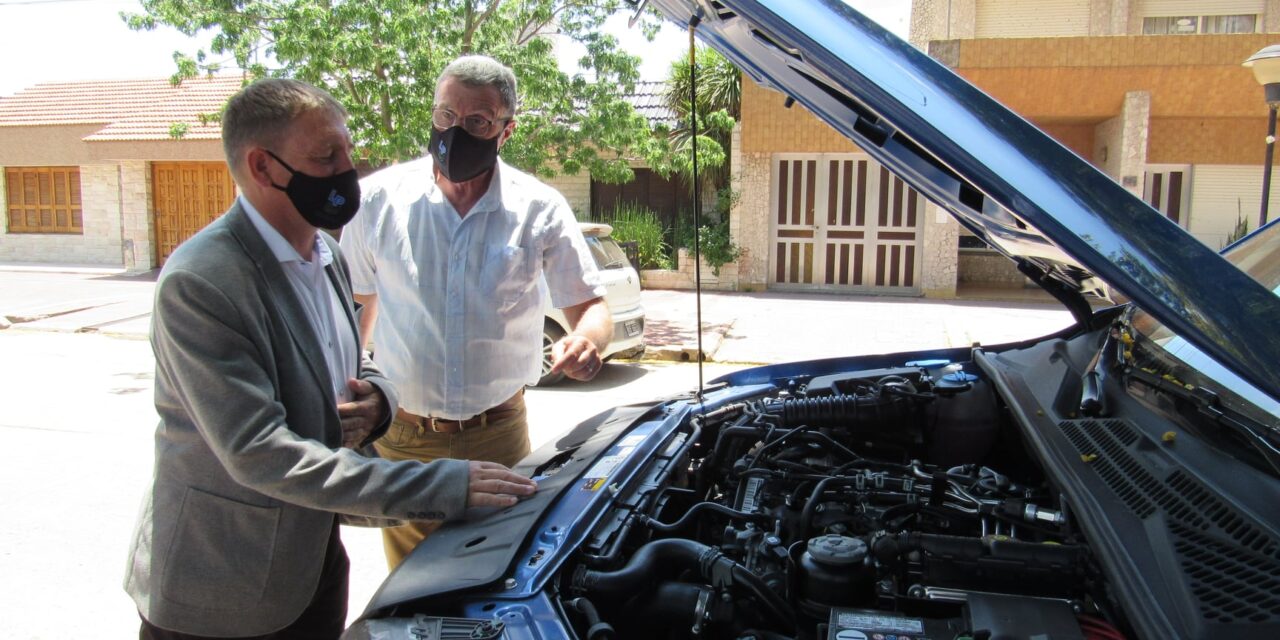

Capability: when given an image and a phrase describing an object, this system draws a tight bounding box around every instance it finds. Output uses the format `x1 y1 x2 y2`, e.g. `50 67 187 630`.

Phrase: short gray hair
221 78 346 176
437 55 518 116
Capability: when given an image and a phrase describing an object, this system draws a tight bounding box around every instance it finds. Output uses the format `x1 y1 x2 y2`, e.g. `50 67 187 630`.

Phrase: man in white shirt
126 78 535 639
341 55 613 568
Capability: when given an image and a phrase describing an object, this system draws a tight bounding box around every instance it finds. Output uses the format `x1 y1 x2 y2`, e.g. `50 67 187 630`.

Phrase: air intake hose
573 539 795 630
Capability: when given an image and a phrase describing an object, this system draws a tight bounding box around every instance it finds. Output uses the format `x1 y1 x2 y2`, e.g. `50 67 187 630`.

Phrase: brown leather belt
395 389 524 435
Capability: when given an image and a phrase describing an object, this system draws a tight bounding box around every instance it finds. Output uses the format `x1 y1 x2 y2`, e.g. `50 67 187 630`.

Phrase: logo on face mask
265 150 361 230
428 125 499 183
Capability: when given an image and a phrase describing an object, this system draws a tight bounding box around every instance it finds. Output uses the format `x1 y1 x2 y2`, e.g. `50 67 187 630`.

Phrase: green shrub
672 187 741 275
597 202 673 270
1223 212 1249 249
683 219 741 276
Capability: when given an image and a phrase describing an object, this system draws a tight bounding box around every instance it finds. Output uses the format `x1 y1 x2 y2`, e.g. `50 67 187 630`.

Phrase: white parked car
537 222 645 385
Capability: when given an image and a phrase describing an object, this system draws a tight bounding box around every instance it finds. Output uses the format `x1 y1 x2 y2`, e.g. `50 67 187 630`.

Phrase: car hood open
645 0 1280 403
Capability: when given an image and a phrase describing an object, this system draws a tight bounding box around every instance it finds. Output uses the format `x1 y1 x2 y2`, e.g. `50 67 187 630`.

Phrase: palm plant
660 46 741 192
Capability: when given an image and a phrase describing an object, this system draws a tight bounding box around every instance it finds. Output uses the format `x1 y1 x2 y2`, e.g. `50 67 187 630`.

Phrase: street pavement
0 264 1073 638
0 267 1074 362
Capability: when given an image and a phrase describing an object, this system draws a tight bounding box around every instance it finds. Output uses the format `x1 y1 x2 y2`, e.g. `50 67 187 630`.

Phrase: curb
641 322 731 363
0 263 127 275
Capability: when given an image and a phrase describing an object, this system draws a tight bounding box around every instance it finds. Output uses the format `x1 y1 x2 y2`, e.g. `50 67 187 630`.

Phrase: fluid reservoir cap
906 359 950 369
940 371 979 386
807 535 867 566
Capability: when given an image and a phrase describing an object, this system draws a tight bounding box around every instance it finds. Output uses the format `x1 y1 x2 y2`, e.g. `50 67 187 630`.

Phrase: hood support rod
689 12 706 403
1016 259 1095 329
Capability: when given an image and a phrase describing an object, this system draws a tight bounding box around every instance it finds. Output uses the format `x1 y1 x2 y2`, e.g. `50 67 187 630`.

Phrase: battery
827 608 944 640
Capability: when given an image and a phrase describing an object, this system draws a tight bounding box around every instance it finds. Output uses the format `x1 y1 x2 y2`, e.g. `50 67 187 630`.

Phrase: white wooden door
771 154 923 293
1144 165 1191 227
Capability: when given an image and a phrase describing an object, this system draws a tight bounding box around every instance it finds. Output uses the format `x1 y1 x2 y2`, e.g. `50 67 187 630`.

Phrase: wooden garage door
772 154 923 293
153 162 236 266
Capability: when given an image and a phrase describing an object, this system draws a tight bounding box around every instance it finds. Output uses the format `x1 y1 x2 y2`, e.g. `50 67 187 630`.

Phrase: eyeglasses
431 108 509 138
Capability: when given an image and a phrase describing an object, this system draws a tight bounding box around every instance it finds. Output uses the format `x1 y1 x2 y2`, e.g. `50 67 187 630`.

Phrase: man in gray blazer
124 78 536 639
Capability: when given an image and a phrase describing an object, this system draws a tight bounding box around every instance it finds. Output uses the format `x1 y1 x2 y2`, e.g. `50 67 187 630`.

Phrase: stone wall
640 248 740 291
1090 0 1128 36
958 250 1028 285
920 202 959 297
1093 90 1150 194
542 171 592 217
733 130 771 291
119 160 153 271
0 162 124 266
910 0 977 46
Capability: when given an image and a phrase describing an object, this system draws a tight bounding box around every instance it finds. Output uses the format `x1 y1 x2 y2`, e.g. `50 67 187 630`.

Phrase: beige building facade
709 0 1280 297
725 81 957 296
913 0 1280 252
1 77 239 271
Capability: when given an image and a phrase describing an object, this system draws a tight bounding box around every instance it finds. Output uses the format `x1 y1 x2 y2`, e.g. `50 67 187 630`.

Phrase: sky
0 0 911 97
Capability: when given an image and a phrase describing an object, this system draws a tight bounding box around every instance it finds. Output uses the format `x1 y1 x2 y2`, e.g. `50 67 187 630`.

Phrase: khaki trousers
372 394 531 570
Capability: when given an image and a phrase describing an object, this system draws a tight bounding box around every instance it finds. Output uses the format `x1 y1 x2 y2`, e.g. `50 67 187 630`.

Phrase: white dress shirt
341 157 605 419
241 197 358 403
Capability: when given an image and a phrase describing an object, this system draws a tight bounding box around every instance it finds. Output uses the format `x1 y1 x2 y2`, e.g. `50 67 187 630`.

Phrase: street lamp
1243 45 1280 227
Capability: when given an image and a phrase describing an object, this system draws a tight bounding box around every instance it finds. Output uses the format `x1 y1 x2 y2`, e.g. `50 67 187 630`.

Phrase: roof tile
0 75 243 141
624 80 679 129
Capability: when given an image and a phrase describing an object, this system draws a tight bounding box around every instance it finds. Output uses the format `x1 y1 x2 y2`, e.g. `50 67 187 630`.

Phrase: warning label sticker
618 434 646 447
835 611 924 634
581 446 634 489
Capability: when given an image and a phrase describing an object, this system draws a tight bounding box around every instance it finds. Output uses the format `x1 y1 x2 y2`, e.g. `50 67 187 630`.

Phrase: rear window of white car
586 236 631 270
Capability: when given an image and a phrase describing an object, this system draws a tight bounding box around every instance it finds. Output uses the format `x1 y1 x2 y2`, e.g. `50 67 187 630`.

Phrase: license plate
624 319 641 337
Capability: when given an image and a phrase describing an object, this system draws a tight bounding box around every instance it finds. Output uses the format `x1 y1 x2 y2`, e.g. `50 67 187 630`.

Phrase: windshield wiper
1124 365 1280 479
1079 331 1112 417
1079 310 1133 417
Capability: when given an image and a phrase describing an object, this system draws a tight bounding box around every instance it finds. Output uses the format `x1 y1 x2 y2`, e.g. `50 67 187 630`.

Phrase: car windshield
586 236 630 270
1128 221 1280 426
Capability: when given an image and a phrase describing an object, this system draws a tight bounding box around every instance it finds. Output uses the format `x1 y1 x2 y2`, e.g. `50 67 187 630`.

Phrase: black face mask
428 125 500 183
265 150 361 230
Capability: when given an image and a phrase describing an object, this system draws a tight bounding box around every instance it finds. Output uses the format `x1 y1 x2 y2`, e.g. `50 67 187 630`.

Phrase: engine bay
352 325 1280 640
562 362 1119 640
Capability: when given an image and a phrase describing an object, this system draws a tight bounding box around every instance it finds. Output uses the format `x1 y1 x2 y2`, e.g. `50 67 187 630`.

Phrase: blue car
345 2 1280 639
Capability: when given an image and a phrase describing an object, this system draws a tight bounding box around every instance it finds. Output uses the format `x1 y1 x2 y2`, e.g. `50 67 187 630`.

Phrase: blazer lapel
224 205 336 421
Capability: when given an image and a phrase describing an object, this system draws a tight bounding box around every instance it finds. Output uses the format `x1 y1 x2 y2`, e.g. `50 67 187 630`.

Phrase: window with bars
1142 14 1257 34
4 167 83 234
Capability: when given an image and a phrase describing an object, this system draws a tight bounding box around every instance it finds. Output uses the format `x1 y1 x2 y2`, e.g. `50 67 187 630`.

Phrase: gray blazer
125 203 469 637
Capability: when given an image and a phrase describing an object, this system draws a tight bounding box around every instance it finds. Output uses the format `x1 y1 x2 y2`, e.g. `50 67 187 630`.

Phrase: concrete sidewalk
640 288 1073 364
0 266 157 337
0 265 1075 362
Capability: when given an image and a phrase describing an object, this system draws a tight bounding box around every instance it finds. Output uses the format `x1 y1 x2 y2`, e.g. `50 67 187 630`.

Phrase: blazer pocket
161 487 280 610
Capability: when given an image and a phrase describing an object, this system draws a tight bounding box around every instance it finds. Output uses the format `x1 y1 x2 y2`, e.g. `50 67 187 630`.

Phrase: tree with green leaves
660 45 742 270
124 0 679 182
660 44 740 188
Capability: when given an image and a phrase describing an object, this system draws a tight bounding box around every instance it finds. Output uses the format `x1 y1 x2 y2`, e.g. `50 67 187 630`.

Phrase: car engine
561 365 1120 640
